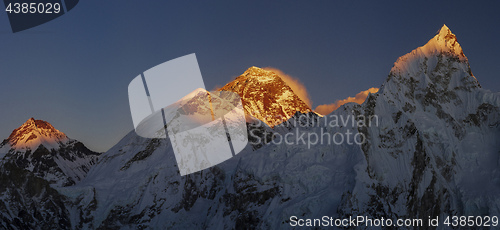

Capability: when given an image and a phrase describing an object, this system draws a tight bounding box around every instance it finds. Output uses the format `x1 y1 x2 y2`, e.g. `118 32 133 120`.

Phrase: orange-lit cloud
314 88 379 115
264 67 313 108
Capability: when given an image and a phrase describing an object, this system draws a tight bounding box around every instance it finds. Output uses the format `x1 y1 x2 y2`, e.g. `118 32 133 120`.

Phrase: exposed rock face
219 67 312 127
0 162 71 229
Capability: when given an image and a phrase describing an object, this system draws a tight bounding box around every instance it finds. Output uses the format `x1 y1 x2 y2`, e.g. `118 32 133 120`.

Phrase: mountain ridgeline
0 25 499 229
0 118 100 228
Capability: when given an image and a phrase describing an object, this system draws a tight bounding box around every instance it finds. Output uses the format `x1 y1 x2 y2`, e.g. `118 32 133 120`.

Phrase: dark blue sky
1 1 499 152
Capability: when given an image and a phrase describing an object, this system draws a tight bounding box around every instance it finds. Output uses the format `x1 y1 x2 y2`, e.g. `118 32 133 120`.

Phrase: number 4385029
444 216 498 227
5 2 61 14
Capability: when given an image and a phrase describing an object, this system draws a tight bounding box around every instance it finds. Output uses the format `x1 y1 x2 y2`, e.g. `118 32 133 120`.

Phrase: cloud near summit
314 88 379 115
217 66 377 116
264 67 313 108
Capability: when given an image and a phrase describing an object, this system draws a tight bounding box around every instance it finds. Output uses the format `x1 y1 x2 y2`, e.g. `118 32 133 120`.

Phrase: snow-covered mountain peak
157 87 246 134
391 25 468 77
383 24 481 104
437 24 452 37
177 87 207 102
0 118 100 187
432 24 464 57
1 118 69 152
345 26 500 225
219 66 312 127
241 66 281 83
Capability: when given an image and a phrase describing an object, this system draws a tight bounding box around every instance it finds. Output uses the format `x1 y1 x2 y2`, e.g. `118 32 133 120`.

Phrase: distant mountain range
0 25 499 229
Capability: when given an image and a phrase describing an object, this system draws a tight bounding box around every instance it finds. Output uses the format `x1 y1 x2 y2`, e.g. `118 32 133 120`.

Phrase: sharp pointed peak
438 24 451 35
25 117 36 125
434 24 457 41
21 117 55 129
407 24 465 58
391 24 467 75
428 24 464 58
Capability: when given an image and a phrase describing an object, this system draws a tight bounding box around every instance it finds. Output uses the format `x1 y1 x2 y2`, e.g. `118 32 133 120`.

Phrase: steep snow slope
64 118 362 229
